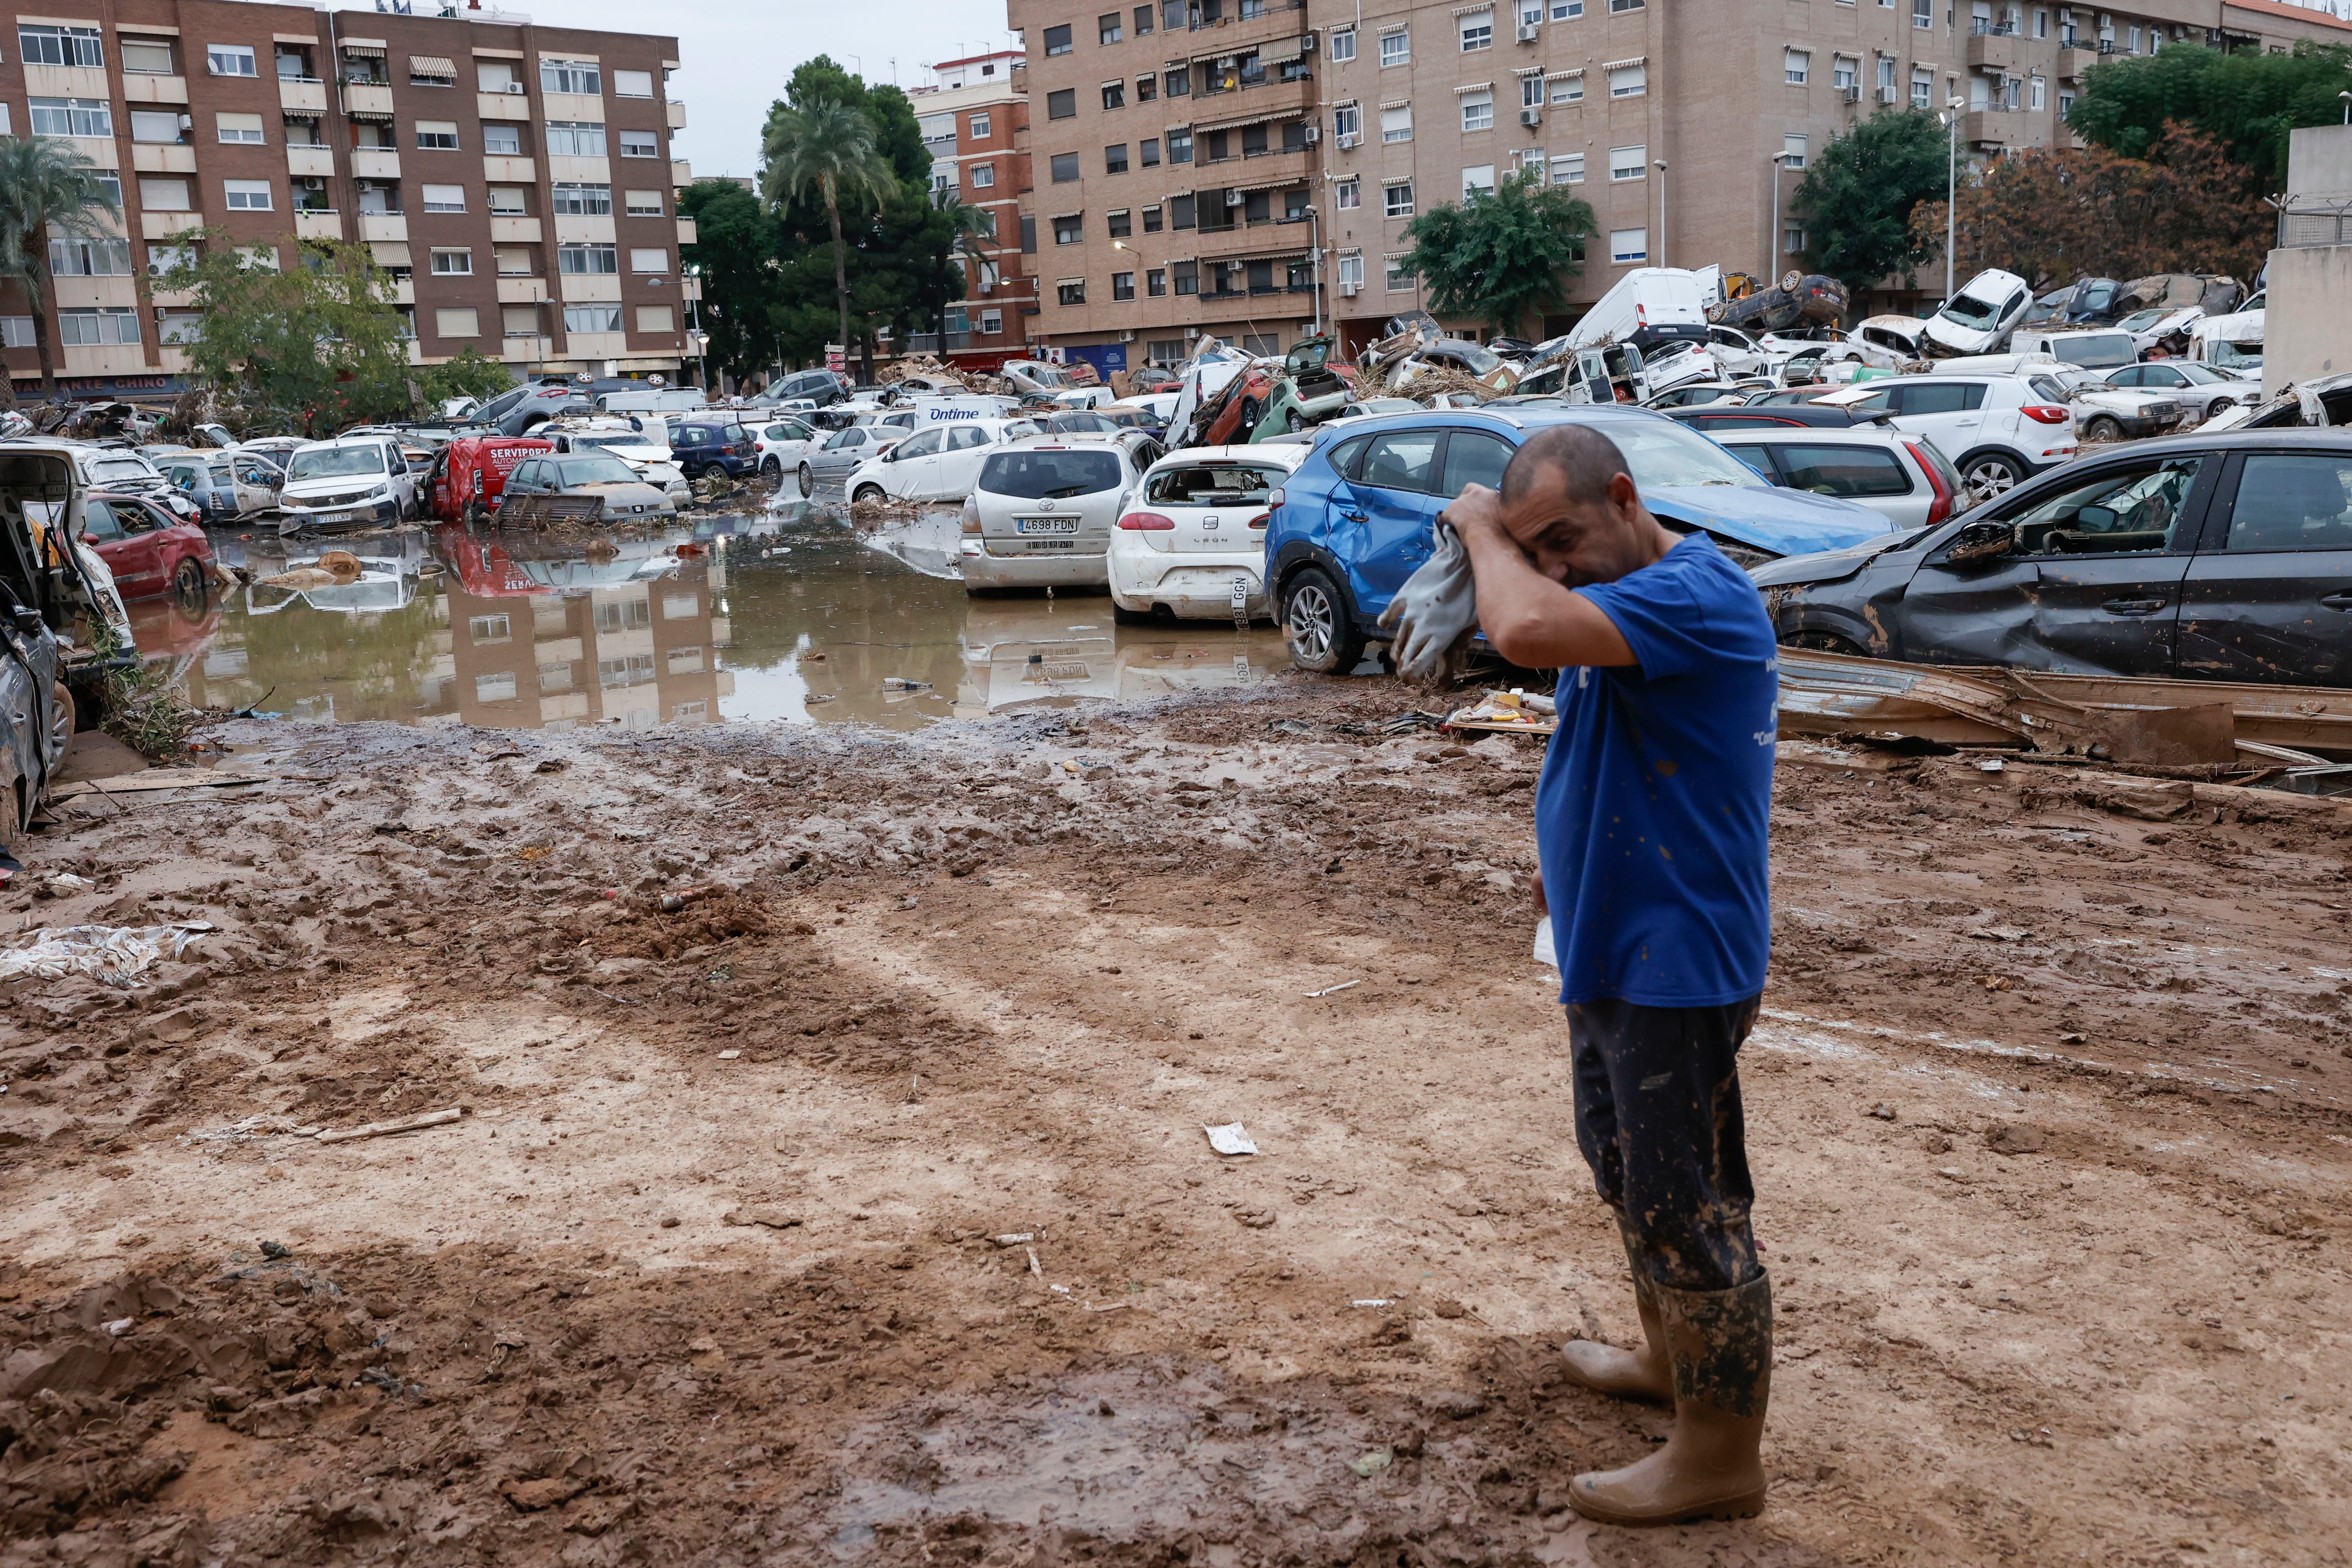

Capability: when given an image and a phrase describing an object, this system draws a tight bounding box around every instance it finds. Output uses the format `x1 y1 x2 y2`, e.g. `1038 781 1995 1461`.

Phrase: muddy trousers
1568 995 1773 1418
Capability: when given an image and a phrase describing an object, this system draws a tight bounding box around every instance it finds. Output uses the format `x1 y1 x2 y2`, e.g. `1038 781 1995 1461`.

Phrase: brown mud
0 676 2347 1566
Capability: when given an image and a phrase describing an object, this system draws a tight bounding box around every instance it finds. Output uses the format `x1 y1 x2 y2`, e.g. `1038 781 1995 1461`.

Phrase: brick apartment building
908 48 1036 374
1009 0 2352 366
0 0 694 399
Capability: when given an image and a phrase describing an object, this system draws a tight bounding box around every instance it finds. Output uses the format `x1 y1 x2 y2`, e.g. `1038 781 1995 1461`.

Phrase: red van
430 436 554 524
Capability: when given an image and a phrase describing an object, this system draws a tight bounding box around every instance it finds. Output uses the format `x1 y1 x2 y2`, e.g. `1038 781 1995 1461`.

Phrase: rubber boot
1559 1224 1672 1404
1569 1269 1772 1527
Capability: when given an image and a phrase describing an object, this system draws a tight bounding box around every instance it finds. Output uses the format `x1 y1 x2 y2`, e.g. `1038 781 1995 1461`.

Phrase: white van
1569 267 1711 359
2011 328 2138 371
597 387 709 416
275 434 419 533
1922 269 2034 356
2189 301 2264 378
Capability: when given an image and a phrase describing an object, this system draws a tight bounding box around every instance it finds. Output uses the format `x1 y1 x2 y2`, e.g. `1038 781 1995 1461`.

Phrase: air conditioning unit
1517 21 1540 40
1841 84 1859 102
1876 83 1898 102
1226 188 1245 205
1519 105 1542 126
1340 279 1360 296
1335 131 1361 149
1303 124 1321 143
503 82 524 94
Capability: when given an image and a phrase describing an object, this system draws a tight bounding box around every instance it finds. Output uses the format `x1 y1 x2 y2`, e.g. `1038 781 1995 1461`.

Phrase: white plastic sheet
0 923 212 987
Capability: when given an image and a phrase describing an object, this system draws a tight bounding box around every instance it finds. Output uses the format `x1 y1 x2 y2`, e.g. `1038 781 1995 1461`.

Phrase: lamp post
1305 202 1322 335
1769 151 1798 282
2340 88 2351 124
1654 159 1668 269
1939 96 1965 304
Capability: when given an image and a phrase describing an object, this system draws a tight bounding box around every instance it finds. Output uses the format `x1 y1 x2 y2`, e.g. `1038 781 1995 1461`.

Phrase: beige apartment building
1011 0 2352 363
0 0 693 398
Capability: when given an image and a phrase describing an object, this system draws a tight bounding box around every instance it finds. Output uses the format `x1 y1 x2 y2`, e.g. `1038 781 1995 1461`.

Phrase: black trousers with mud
1567 995 1764 1295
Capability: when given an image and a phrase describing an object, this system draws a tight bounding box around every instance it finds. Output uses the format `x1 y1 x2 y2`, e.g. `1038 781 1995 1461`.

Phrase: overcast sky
328 1 1018 180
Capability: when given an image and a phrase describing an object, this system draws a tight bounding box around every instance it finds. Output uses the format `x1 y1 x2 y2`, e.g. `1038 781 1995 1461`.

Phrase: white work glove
1378 522 1479 683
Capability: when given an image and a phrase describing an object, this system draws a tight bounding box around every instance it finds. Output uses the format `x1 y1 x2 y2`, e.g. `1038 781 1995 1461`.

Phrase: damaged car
1750 430 2352 685
1250 334 1352 438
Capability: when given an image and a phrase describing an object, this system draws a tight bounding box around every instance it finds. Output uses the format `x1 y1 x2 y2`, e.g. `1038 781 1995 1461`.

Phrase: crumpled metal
1377 523 1479 682
0 923 212 987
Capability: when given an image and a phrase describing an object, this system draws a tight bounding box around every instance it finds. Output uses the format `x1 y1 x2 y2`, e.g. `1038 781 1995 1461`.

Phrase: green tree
2068 40 2352 186
1791 108 1951 295
0 136 121 396
1397 170 1595 337
679 178 787 384
762 97 900 380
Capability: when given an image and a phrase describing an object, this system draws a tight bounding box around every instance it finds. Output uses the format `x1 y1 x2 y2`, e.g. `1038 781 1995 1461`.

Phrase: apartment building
908 49 1035 372
0 0 693 398
1012 0 2352 363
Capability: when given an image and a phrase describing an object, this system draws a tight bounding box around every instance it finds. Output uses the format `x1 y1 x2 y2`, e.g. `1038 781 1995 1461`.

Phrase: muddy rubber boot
1569 1269 1772 1527
1559 1225 1672 1404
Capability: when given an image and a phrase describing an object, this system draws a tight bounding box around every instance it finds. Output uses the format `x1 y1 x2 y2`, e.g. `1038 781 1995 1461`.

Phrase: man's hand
1531 861 1546 915
1446 483 1637 670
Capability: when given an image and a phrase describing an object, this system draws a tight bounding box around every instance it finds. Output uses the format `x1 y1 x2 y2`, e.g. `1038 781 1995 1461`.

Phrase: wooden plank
52 772 271 800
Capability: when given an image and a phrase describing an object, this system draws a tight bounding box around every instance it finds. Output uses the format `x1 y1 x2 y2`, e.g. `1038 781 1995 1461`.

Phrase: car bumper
960 541 1111 587
278 497 399 533
1108 548 1267 617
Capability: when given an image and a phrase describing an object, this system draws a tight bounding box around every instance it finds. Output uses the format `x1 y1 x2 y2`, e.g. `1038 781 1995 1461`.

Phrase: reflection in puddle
142 503 1292 733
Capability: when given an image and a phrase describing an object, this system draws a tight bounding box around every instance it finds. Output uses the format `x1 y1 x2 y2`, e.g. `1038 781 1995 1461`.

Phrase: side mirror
1945 518 2015 563
2074 503 2119 532
13 605 43 634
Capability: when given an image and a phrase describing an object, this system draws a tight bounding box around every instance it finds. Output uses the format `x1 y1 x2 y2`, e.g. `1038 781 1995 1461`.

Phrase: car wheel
797 463 814 499
171 556 207 605
763 457 781 483
1285 408 1304 432
2082 414 2123 443
852 484 886 506
1112 604 1157 625
47 680 74 762
1961 453 2026 495
2209 396 2234 421
1281 566 1365 675
1786 630 1867 656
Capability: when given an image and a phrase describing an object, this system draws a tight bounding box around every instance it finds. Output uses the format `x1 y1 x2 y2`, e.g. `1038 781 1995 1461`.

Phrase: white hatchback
753 417 825 485
1109 445 1308 621
843 417 1042 505
1705 426 1962 531
1815 374 2078 495
958 435 1152 594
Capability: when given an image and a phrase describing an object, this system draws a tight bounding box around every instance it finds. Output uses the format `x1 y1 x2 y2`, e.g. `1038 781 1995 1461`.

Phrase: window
564 304 623 333
120 38 174 73
1552 0 1584 14
1103 81 1126 110
489 186 528 214
1106 143 1129 173
1112 271 1135 300
20 24 103 67
1992 455 2204 556
1782 134 1807 169
2217 455 2351 552
1381 105 1413 143
551 183 613 215
430 248 473 275
1336 175 1361 209
146 244 193 278
1610 227 1647 263
964 112 993 144
614 69 654 98
478 61 519 92
502 305 540 337
1045 23 1074 54
1523 76 1545 109
216 112 265 145
1783 224 1805 252
130 111 184 145
1171 193 1195 227
207 43 257 77
1915 0 1933 24
1462 163 1496 197
2034 7 2049 35
540 58 602 95
49 238 131 277
1173 260 1198 294
548 122 609 156
1136 3 1155 35
1384 255 1414 291
1380 29 1411 67
1047 88 1077 121
1139 137 1160 167
1551 73 1584 103
1331 28 1357 61
2058 89 2075 119
224 179 273 211
1550 151 1585 183
422 183 467 213
1784 48 1809 85
139 176 191 212
2030 74 2046 109
1610 0 1645 9
622 189 663 218
1383 181 1414 216
1913 68 1934 106
558 244 619 274
1461 93 1494 132
619 130 659 158
485 124 524 157
416 121 460 151
59 308 141 347
1834 57 1858 91
1057 279 1087 305
159 312 201 344
1608 62 1645 97
1609 144 1646 180
981 309 1004 333
1108 208 1132 238
1100 11 1123 43
495 246 532 275
1050 152 1080 183
630 248 667 273
1054 215 1085 245
1461 9 1494 49
31 99 112 138
1879 56 1897 95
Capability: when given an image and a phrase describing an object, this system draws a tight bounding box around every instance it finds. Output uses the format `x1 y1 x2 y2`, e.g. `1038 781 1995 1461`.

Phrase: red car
429 435 554 524
82 490 213 602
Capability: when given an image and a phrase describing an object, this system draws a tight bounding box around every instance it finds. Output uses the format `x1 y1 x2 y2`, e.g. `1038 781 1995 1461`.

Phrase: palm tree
760 99 899 374
0 136 122 397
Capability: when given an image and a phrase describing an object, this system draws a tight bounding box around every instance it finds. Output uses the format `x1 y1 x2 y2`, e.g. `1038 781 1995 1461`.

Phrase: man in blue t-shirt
1444 422 1779 1528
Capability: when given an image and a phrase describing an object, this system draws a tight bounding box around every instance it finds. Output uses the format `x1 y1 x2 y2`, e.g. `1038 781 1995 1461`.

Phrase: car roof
2068 428 2352 461
1144 443 1309 474
1702 425 1906 445
1324 404 1676 436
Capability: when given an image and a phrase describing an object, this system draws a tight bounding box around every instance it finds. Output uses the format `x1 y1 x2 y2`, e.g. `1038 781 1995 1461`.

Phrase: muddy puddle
130 501 1292 732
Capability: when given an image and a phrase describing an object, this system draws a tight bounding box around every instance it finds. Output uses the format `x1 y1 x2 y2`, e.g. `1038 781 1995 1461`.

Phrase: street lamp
1654 160 1668 269
1304 202 1321 335
1769 151 1800 282
2339 88 2351 124
1938 96 1965 303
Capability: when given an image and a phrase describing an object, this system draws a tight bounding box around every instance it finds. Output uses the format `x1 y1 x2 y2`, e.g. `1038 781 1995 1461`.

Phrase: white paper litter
1534 915 1559 971
1203 1122 1259 1157
0 923 212 987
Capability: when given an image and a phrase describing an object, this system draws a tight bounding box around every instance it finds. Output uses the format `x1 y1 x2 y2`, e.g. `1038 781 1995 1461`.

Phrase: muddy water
131 502 1292 733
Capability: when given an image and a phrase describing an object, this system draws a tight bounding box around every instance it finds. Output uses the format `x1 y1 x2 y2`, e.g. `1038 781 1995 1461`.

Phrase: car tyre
1112 603 1156 625
763 456 782 484
1280 566 1365 675
852 484 886 506
1961 452 2026 495
797 463 815 499
1786 629 1867 656
171 557 207 605
2082 415 2123 443
1285 408 1304 432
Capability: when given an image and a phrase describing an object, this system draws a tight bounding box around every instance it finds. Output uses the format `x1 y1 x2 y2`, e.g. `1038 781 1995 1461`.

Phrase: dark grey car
1752 430 2352 685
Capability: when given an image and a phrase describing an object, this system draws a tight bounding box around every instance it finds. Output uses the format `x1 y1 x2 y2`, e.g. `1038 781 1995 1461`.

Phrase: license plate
1016 516 1078 534
1023 539 1076 550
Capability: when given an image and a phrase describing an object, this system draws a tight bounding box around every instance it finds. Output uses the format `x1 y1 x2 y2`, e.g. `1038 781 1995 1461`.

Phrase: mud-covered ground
2 676 2348 1568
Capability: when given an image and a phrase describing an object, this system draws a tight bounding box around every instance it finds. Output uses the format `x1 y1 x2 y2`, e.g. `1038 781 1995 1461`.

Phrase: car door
1886 381 1987 462
937 426 993 496
1332 427 1446 620
1759 440 1924 529
80 499 155 595
882 428 945 498
817 427 866 478
1897 453 2213 674
2176 448 2352 685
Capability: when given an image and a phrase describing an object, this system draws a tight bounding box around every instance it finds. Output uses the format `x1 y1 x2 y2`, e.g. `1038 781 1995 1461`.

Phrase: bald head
1500 423 1631 511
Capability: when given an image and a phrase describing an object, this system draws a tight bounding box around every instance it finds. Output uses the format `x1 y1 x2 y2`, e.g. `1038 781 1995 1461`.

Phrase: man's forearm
1459 524 1636 669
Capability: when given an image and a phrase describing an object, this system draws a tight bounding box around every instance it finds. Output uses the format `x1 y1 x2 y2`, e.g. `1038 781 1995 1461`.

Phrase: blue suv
670 416 757 480
1263 405 1894 672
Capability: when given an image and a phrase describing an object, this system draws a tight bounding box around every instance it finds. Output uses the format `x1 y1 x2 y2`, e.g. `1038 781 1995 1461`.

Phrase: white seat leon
959 434 1152 594
1109 445 1308 621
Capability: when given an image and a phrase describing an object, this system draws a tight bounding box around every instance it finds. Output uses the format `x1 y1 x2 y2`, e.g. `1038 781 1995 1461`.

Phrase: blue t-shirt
1534 533 1778 1008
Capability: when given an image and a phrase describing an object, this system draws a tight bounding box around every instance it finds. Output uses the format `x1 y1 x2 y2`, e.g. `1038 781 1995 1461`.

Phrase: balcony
667 100 687 129
559 273 622 303
287 145 334 177
141 211 204 239
478 88 531 121
492 216 543 242
1965 30 2023 71
387 277 415 305
279 77 328 112
132 143 197 174
671 160 692 188
497 276 548 303
345 82 394 116
359 213 409 242
1961 109 2011 145
294 209 343 239
675 217 698 245
483 155 535 183
121 73 189 105
353 149 401 179
2057 45 2096 79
